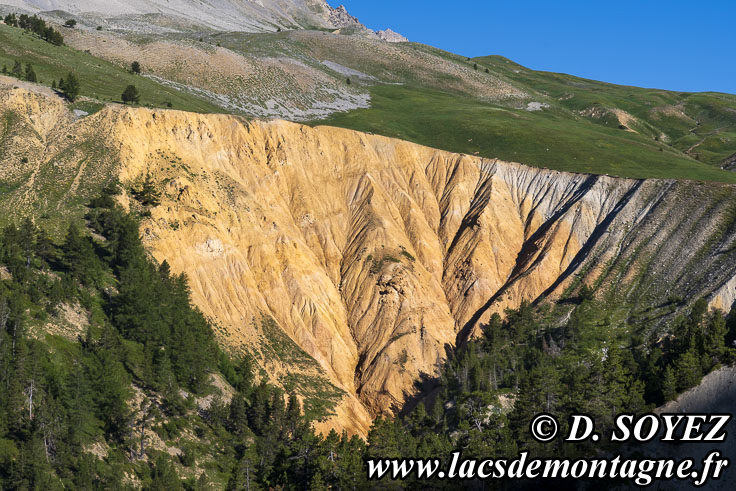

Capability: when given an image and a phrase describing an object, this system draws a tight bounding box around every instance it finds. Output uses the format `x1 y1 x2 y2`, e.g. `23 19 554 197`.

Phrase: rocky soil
49 25 513 121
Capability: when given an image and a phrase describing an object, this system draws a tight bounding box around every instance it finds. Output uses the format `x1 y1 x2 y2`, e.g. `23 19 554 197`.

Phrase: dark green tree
661 365 677 402
24 63 36 83
147 454 182 490
11 60 22 78
132 173 160 207
59 72 80 102
4 13 18 27
121 85 140 104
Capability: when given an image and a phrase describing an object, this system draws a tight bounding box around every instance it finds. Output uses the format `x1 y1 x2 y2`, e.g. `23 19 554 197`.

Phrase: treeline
3 13 64 46
1 184 734 488
0 58 80 102
1 61 36 82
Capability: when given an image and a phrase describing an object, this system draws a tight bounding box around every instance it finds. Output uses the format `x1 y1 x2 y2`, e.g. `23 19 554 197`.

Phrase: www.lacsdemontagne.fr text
366 451 728 486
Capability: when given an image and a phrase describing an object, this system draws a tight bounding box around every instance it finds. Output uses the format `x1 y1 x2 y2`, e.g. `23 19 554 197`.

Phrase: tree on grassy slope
121 85 140 105
24 64 36 83
59 72 80 102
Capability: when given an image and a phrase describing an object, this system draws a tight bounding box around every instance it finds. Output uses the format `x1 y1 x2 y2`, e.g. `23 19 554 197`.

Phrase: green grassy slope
476 55 736 168
0 23 224 113
5 17 736 183
320 84 736 183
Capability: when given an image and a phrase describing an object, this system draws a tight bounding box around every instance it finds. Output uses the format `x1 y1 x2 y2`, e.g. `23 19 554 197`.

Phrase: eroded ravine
4 87 736 436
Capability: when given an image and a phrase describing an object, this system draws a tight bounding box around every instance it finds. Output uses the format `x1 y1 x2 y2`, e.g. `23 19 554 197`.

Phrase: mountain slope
4 85 736 434
0 0 336 32
476 55 736 170
3 10 735 182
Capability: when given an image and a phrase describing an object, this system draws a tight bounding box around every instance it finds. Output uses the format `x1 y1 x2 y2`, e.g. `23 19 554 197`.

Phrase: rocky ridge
3 86 736 435
0 0 408 40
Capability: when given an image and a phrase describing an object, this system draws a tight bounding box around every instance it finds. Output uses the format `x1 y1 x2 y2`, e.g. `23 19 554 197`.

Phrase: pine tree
661 365 677 402
60 72 80 102
121 85 140 104
704 312 727 366
62 222 99 286
4 13 18 27
24 64 36 83
309 472 327 490
11 60 22 78
18 218 35 269
366 417 401 459
131 61 141 74
675 347 703 391
133 173 160 206
335 433 366 489
148 455 182 490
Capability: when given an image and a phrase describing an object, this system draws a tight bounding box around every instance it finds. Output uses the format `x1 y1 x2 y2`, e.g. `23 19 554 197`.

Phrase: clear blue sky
335 0 736 94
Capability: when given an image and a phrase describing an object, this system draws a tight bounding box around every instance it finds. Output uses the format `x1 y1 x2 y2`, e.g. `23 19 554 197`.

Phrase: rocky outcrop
327 4 362 29
4 86 736 436
376 28 408 43
325 4 408 42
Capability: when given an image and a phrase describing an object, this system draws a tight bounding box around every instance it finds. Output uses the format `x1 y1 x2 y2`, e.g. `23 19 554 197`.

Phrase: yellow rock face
6 86 736 436
105 107 642 435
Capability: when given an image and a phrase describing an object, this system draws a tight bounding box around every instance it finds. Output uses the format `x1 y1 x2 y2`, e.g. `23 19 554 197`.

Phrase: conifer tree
11 60 22 78
121 84 140 104
24 63 36 83
60 72 80 101
662 365 677 402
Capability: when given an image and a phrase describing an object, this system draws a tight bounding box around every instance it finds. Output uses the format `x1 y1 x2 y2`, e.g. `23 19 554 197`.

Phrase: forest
0 185 733 489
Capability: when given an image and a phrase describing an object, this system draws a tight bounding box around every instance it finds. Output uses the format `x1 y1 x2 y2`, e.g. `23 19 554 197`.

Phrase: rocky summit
1 0 407 38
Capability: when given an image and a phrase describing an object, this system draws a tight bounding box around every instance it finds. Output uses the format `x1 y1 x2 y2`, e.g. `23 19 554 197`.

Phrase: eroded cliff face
4 86 736 436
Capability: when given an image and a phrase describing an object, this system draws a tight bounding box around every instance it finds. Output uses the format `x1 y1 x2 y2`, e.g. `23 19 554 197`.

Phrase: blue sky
335 0 735 94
